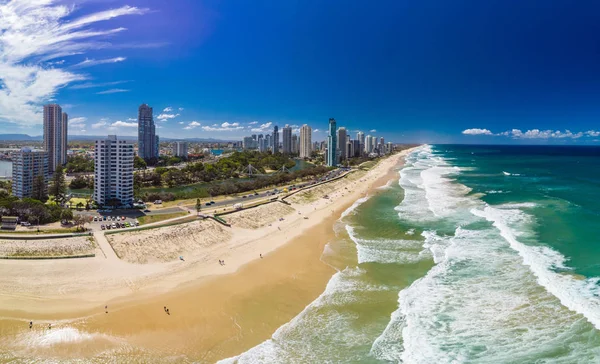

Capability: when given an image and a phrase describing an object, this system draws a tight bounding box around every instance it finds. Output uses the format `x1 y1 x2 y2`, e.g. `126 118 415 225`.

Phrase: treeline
65 155 94 174
0 192 72 224
136 151 297 189
140 165 332 202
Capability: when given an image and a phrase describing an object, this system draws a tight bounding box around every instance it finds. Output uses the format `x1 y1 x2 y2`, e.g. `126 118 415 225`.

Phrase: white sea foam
346 225 428 264
503 171 521 176
472 205 600 330
340 196 370 219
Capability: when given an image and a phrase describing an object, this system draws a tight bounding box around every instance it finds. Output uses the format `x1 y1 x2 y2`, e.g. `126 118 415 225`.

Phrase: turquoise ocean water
223 144 600 363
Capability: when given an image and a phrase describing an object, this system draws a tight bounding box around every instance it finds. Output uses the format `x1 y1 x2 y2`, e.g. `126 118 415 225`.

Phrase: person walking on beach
105 305 108 314
29 321 32 329
164 306 167 312
48 323 51 329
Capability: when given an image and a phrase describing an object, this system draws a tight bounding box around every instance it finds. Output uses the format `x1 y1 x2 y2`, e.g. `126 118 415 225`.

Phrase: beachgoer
166 309 170 315
29 321 32 329
164 306 167 312
260 254 263 259
48 324 51 329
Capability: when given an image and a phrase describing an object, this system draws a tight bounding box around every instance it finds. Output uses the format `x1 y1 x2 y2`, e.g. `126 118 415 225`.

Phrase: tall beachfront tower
326 118 337 166
357 131 365 156
138 104 158 160
337 127 347 161
299 124 312 158
94 135 134 207
11 148 48 199
282 125 293 154
43 104 67 173
272 125 280 153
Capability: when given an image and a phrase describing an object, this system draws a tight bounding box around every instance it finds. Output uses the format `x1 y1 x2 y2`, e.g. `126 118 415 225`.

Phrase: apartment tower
43 104 67 173
299 124 312 158
94 135 134 207
138 104 158 160
326 118 337 166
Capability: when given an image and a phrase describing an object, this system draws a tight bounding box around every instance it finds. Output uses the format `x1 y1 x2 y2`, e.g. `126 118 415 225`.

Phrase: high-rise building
365 135 373 153
138 104 158 160
61 112 68 164
299 124 312 158
386 142 393 154
11 148 48 199
326 118 337 166
94 135 134 207
257 134 266 152
43 104 67 173
352 140 361 157
272 125 280 153
243 136 255 150
265 134 272 150
337 127 347 161
282 125 293 154
357 131 365 157
172 141 188 158
292 134 299 154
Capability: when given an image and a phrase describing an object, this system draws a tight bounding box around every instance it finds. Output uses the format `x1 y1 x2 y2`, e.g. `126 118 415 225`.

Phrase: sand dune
225 202 296 229
107 220 230 264
0 236 96 258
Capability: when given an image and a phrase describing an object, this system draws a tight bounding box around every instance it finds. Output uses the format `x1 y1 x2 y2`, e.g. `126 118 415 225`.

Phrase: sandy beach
0 147 418 362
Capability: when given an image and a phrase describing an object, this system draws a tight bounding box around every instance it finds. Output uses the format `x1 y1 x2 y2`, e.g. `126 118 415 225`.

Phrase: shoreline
0 148 418 361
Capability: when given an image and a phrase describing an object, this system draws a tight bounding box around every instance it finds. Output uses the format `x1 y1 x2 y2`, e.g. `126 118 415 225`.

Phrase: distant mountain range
0 134 235 143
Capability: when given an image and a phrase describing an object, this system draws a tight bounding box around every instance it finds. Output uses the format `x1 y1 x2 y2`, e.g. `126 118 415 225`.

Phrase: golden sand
0 148 416 363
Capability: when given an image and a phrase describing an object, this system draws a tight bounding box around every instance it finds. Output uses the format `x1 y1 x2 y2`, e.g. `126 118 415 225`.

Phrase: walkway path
93 231 119 261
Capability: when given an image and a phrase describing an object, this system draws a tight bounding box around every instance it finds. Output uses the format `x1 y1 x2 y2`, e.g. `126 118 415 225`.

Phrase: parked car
106 224 111 230
93 217 98 222
143 209 151 213
111 223 116 229
205 202 211 206
101 224 105 230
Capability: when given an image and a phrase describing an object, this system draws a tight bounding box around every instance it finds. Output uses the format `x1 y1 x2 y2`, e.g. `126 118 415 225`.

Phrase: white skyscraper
299 124 312 158
282 125 293 154
43 104 67 173
94 135 134 207
365 134 373 153
172 141 188 157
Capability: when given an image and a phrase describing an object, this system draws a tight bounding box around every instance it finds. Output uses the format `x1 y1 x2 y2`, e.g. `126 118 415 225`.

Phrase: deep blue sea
224 144 600 363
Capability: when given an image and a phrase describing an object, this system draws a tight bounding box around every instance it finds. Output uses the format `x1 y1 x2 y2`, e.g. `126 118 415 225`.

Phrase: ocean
224 144 600 363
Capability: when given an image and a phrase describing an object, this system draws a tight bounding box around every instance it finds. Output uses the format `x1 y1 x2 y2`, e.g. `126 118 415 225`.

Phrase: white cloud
249 121 258 125
178 107 184 111
202 122 244 132
127 118 137 122
0 2 146 126
163 107 173 112
91 121 107 129
466 128 598 139
314 129 320 132
183 121 201 130
178 121 184 125
249 122 273 132
71 80 130 89
69 117 87 126
96 88 130 95
72 57 126 69
110 121 137 128
462 128 493 135
156 113 180 121
370 129 377 133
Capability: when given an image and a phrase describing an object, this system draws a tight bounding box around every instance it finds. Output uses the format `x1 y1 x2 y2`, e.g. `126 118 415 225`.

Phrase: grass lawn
137 211 189 225
0 227 84 235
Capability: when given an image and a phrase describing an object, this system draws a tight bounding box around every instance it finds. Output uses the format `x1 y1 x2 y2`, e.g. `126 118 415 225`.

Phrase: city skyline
2 1 600 144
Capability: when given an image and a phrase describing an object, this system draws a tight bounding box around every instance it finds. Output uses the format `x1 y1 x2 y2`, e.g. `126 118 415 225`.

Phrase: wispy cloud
72 57 126 69
0 2 146 126
163 107 173 112
202 122 244 132
463 128 600 139
157 113 180 121
69 116 87 127
183 121 201 130
250 122 272 132
71 80 131 89
369 129 377 133
110 120 137 128
462 128 493 135
96 89 130 95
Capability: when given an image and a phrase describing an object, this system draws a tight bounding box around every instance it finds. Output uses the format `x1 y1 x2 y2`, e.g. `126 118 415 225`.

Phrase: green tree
60 208 73 222
195 198 202 215
31 174 48 202
49 165 67 204
134 156 147 170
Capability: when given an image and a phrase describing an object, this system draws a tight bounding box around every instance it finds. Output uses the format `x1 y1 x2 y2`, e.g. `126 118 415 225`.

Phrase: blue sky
1 0 599 144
